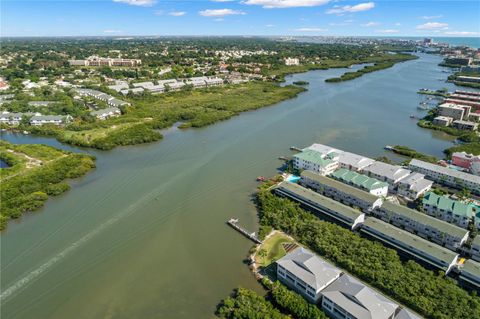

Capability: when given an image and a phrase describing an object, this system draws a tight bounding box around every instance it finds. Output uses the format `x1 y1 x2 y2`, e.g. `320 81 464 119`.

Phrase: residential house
91 107 121 120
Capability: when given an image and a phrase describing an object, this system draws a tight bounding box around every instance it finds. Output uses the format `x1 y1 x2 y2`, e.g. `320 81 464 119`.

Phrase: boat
384 145 394 150
256 176 266 182
410 114 416 118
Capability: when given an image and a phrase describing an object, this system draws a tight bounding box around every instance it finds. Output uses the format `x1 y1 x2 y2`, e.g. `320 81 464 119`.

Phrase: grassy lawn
256 232 296 268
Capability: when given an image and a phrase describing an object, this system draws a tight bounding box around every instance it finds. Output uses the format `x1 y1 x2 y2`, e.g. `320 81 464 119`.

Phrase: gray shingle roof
276 247 342 291
409 159 480 184
321 274 398 319
363 161 411 181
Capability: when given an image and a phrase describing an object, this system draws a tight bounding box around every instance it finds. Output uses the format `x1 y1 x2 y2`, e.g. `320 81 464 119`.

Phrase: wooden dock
290 146 302 152
227 218 262 244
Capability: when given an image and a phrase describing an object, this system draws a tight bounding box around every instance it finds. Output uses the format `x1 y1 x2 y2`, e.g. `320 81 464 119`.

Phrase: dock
290 146 302 152
227 218 263 244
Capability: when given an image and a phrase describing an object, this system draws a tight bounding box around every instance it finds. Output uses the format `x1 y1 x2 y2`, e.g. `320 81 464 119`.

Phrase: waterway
0 53 470 319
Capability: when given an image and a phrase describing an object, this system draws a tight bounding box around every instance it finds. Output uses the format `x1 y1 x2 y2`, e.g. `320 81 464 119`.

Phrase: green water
0 53 469 319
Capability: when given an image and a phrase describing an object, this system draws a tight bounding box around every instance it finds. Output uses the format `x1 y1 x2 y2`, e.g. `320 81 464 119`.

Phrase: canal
0 53 466 318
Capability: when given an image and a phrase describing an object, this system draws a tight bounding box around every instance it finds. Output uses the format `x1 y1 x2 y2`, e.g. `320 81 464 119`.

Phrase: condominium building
452 152 480 175
362 161 411 191
372 201 469 250
0 112 26 125
409 159 480 194
90 107 121 120
321 274 398 319
432 116 453 127
274 181 366 230
422 192 479 229
276 247 342 303
396 172 433 200
330 168 388 197
360 218 460 274
68 56 141 67
300 170 383 212
30 115 69 126
452 120 478 131
305 144 375 172
284 57 300 66
471 236 480 262
293 149 339 176
458 259 480 290
438 103 468 120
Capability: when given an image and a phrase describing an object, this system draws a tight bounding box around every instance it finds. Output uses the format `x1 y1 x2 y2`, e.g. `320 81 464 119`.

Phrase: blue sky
2 0 479 37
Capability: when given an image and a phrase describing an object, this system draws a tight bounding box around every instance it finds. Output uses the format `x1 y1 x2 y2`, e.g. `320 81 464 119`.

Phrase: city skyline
2 0 479 37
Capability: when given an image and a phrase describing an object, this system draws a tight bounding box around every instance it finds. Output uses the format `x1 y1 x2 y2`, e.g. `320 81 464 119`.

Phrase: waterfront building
360 218 460 273
91 107 121 120
432 116 453 126
452 119 478 131
438 103 467 120
444 57 471 66
293 149 339 176
30 115 69 126
320 274 398 319
274 181 366 230
458 259 480 290
372 200 469 250
469 113 480 122
422 192 479 229
450 92 480 103
409 159 480 194
394 309 422 319
305 143 375 171
276 247 342 303
452 151 480 175
301 170 383 213
362 161 411 191
396 172 433 200
330 168 388 197
472 236 480 262
0 112 26 125
457 76 480 83
445 98 480 110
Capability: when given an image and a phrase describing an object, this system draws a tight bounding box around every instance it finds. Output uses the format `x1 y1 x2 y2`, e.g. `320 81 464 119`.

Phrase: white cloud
265 24 275 27
294 27 328 32
214 18 225 21
361 21 379 27
421 15 443 20
199 9 246 17
416 22 448 30
169 11 186 16
113 0 156 7
376 29 399 33
394 22 401 26
444 31 479 36
326 2 375 15
243 0 330 9
103 29 123 34
329 20 352 26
